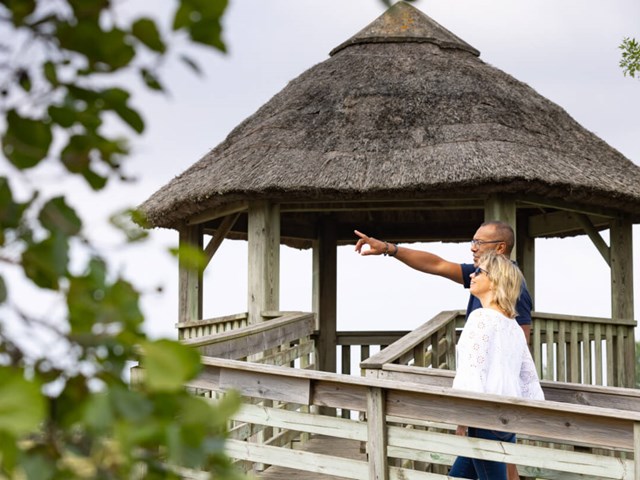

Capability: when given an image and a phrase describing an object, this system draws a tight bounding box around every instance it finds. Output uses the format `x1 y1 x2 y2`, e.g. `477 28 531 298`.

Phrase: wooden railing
188 356 640 479
531 312 636 388
361 310 637 388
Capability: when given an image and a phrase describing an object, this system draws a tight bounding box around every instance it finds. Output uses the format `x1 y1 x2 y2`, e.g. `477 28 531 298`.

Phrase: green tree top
0 0 243 478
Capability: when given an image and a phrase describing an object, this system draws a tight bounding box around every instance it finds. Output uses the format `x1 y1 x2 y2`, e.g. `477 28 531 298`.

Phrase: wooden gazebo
138 3 640 478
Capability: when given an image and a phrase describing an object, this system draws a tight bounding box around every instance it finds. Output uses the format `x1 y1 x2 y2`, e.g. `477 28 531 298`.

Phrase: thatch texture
140 2 640 230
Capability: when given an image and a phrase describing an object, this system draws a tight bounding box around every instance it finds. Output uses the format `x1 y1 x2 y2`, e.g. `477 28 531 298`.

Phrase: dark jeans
449 427 516 480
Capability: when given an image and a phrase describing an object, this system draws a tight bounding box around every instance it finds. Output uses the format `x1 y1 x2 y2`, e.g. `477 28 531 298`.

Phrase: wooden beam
178 225 202 324
528 211 610 237
367 387 388 480
574 213 610 266
187 200 247 225
247 201 280 324
518 195 619 219
203 212 240 267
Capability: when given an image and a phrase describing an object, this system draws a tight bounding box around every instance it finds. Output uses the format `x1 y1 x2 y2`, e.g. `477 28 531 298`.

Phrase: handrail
181 311 315 359
360 310 463 369
194 356 640 450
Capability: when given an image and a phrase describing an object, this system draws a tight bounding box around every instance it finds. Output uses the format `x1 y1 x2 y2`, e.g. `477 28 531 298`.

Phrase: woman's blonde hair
479 251 524 318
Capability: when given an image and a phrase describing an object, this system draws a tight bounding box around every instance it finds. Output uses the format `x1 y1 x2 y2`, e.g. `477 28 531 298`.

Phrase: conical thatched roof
140 2 640 232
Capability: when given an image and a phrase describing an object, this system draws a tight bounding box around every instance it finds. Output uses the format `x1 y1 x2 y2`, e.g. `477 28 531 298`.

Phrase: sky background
4 0 640 345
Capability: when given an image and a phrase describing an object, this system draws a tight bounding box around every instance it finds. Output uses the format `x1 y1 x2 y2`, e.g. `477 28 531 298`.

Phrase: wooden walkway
257 436 366 479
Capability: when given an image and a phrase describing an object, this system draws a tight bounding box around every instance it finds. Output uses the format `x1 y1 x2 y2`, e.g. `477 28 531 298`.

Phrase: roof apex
330 1 480 57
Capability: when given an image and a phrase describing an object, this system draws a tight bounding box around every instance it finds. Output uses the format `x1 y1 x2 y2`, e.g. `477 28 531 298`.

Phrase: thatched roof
140 2 640 232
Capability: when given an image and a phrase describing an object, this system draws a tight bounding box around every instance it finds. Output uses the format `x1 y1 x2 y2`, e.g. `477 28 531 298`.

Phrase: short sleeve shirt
460 263 532 326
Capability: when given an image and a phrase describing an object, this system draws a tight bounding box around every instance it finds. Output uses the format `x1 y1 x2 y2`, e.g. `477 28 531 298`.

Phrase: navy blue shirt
460 263 532 326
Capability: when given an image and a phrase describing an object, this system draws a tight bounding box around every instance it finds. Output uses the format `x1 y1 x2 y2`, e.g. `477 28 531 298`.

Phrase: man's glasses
470 239 504 246
473 267 489 276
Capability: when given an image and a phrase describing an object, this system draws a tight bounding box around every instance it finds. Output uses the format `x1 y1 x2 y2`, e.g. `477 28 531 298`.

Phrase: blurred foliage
0 0 244 478
620 37 640 78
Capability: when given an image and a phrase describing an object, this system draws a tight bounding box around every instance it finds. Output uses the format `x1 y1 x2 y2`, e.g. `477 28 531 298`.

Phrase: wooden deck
257 436 366 479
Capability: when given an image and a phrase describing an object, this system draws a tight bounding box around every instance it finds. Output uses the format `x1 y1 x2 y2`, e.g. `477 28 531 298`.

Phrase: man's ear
496 243 508 255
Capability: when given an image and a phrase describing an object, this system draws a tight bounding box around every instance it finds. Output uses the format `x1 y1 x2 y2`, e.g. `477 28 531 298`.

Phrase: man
355 221 532 480
354 220 532 340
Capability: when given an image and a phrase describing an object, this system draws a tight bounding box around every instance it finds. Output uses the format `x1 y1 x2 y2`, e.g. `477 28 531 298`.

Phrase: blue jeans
449 427 516 480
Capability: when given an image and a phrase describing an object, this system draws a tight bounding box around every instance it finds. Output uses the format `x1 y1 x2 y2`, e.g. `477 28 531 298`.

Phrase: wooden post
517 222 536 308
367 387 388 480
247 201 280 325
610 216 635 388
485 194 517 260
314 216 337 375
178 225 203 326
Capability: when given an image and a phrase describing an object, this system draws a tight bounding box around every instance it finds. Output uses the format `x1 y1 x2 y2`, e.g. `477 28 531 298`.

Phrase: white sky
4 0 640 343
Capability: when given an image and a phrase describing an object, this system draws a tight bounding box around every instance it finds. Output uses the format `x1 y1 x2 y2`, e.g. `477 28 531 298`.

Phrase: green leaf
169 244 208 272
2 110 53 169
132 18 166 53
110 385 152 421
43 61 58 85
0 275 6 304
0 177 29 236
48 105 76 128
21 233 69 290
109 208 148 242
18 69 31 92
20 453 55 480
140 68 164 92
173 0 228 51
141 340 201 392
39 196 82 236
56 21 135 72
60 135 109 190
102 88 144 133
0 367 46 436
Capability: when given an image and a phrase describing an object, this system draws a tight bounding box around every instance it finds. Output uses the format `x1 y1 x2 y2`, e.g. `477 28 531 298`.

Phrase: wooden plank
570 322 580 383
387 389 633 450
533 311 635 327
336 331 408 346
582 322 591 384
367 388 388 480
232 403 367 441
545 318 555 381
533 319 542 377
386 425 632 479
247 201 280 325
376 364 640 412
219 368 311 405
594 323 603 385
176 312 248 330
519 195 618 221
606 324 615 386
558 321 567 382
226 438 369 479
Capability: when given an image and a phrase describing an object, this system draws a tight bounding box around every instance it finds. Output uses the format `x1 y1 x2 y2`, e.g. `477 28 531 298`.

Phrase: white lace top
452 308 544 400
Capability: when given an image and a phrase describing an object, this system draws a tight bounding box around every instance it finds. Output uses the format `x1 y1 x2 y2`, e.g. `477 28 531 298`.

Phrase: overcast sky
5 0 640 344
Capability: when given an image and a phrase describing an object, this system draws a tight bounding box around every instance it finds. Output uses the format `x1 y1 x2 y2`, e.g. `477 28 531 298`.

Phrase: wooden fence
160 310 640 478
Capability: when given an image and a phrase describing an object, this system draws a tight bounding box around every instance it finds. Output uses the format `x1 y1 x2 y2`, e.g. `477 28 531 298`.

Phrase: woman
449 252 544 480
